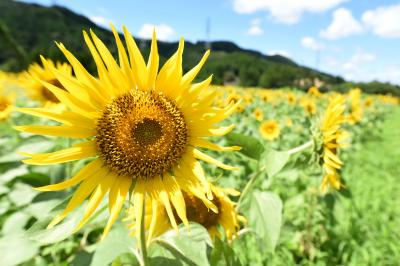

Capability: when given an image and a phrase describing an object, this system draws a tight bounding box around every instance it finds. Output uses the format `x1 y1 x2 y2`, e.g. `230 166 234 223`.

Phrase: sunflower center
132 118 163 146
175 192 221 229
96 90 188 179
0 99 9 112
264 125 274 134
41 79 65 103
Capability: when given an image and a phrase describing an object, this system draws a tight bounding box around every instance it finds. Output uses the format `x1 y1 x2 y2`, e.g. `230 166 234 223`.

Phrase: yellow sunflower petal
14 125 95 138
102 175 132 239
156 38 184 98
35 159 103 191
110 24 131 79
193 149 239 170
82 32 118 97
48 167 109 228
145 29 159 90
123 26 147 90
74 172 116 232
147 199 159 244
55 43 108 103
163 174 188 227
190 137 240 152
133 181 145 240
15 108 94 128
180 50 210 89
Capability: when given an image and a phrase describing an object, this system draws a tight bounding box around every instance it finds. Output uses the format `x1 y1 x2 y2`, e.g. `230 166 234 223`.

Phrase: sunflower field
0 26 399 266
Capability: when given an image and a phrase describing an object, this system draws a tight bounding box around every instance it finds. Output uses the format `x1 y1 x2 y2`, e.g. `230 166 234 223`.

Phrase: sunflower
301 98 317 115
15 25 239 239
307 86 321 97
346 88 363 124
226 93 241 105
236 104 244 113
253 108 264 121
127 184 243 244
0 92 14 121
259 120 280 140
244 94 253 104
285 118 293 127
364 97 373 108
318 95 347 192
0 78 15 121
23 60 72 106
287 92 296 105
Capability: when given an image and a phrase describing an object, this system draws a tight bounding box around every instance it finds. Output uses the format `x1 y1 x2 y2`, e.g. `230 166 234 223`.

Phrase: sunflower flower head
259 119 280 140
261 92 269 103
301 98 317 115
346 88 363 124
364 97 374 108
253 107 264 121
307 86 322 97
226 93 241 105
236 104 245 113
23 59 72 106
15 25 239 240
287 92 296 105
244 94 253 104
285 118 293 127
0 88 14 121
126 184 243 245
311 95 348 192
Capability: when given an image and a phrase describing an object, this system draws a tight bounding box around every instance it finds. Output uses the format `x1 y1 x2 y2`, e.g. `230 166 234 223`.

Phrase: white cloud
320 8 363 39
362 4 400 38
324 56 339 67
247 18 264 35
232 0 348 24
89 15 109 27
267 50 291 58
378 65 400 84
342 51 375 71
301 37 325 51
138 23 175 41
322 53 400 85
248 25 264 35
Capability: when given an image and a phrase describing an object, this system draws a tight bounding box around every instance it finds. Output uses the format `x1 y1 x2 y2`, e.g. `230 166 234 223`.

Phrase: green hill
0 0 399 95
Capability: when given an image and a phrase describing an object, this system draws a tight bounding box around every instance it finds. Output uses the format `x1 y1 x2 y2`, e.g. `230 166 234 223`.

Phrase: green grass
263 107 400 266
336 107 400 265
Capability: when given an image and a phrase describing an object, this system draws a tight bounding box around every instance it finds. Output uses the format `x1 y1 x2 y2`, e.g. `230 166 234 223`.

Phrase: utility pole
205 17 211 50
316 49 321 71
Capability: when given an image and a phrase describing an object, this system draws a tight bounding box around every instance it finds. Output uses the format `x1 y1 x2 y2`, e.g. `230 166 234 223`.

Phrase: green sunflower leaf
263 149 290 178
150 223 212 266
248 191 283 253
226 133 265 160
0 235 39 266
210 237 242 266
90 224 137 266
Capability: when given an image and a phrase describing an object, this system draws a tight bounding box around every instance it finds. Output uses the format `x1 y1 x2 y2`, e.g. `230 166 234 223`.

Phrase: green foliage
226 133 264 160
246 192 283 252
90 225 137 266
151 226 210 265
263 150 290 178
0 235 39 266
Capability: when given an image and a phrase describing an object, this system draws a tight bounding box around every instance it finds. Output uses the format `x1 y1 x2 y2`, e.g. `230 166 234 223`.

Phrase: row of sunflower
0 25 398 266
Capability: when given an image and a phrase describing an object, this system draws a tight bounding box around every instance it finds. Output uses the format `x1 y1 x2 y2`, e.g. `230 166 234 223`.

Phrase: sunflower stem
287 140 313 155
139 199 149 266
236 166 266 212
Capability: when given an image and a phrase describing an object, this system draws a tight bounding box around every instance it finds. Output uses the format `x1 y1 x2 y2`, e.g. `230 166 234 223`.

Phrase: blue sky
19 0 400 84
